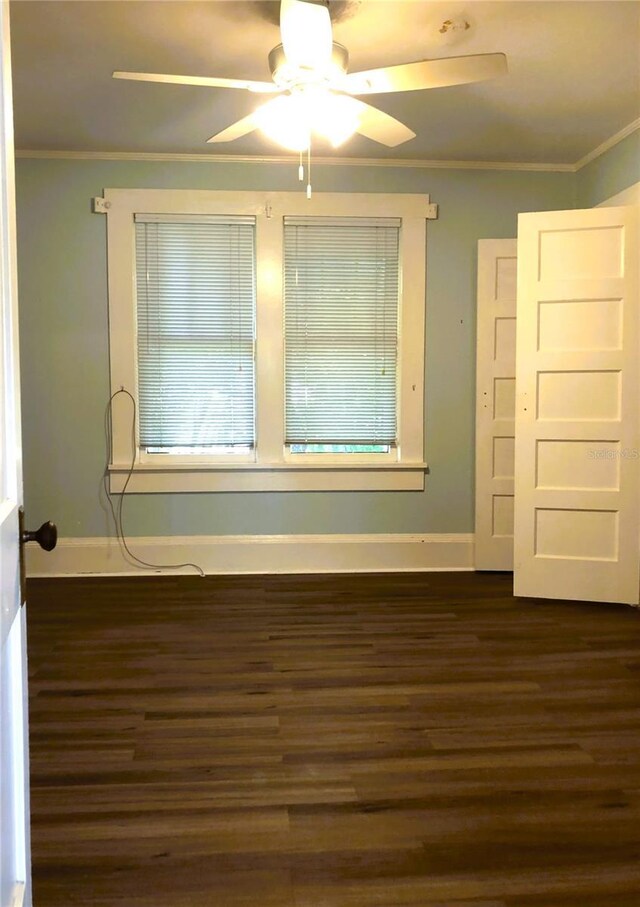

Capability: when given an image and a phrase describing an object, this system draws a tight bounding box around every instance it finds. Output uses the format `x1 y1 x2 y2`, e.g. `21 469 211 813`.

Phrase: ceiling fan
113 0 507 152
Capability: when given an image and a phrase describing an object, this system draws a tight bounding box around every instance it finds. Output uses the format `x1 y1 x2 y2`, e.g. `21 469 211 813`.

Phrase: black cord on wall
103 388 205 576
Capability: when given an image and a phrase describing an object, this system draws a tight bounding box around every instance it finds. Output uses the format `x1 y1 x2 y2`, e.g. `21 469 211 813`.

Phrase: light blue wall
15 158 574 537
575 129 640 207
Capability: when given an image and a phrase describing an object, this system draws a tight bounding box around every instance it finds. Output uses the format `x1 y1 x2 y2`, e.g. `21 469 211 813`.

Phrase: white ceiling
9 0 640 164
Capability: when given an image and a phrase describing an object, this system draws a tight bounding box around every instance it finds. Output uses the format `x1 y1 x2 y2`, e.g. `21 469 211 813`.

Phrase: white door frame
475 239 517 570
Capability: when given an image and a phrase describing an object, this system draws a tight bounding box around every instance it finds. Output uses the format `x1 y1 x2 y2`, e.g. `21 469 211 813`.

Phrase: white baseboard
26 533 474 577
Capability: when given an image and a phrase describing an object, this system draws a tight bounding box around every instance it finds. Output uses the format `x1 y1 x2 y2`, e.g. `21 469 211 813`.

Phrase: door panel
0 0 30 903
475 239 517 570
514 206 639 605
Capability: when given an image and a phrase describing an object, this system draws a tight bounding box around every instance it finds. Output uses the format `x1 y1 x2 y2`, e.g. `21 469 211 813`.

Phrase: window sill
108 462 428 493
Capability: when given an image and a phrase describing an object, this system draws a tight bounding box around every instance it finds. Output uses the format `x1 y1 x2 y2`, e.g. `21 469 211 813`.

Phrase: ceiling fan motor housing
268 42 349 89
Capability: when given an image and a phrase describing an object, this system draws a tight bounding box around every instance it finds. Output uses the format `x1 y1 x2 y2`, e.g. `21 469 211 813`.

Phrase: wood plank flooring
25 571 640 906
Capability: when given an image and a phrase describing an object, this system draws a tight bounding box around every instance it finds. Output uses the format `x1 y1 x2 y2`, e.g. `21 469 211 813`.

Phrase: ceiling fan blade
350 99 415 148
342 53 508 95
280 0 333 70
113 71 278 94
206 110 263 144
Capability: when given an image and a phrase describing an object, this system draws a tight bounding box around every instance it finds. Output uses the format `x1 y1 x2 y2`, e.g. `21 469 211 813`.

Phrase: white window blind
284 217 400 445
135 214 256 451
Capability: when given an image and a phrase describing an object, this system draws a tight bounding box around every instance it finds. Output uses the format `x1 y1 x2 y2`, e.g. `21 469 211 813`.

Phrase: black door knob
21 521 57 551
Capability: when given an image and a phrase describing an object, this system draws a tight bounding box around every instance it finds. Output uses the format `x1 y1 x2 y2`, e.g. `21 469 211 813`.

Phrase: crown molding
16 116 640 172
14 148 574 173
574 117 640 171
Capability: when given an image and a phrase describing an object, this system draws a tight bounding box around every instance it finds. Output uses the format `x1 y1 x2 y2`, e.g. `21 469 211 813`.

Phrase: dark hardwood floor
25 571 640 906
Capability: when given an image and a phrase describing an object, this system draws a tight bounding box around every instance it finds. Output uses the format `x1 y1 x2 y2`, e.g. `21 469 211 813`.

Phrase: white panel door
0 2 31 905
475 239 517 570
514 205 640 604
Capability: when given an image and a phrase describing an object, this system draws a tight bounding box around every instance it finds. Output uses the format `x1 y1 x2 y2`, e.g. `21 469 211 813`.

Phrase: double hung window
105 189 428 492
284 217 399 455
135 215 256 456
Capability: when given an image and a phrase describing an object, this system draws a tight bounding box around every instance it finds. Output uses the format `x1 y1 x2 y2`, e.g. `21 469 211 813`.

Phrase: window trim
105 189 428 493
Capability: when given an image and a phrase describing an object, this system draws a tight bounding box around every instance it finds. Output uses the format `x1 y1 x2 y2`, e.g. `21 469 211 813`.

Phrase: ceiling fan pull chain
306 141 312 199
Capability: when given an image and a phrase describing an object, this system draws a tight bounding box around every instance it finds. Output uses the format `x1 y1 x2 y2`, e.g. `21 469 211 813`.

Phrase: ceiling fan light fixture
309 90 360 147
254 94 311 152
255 88 360 152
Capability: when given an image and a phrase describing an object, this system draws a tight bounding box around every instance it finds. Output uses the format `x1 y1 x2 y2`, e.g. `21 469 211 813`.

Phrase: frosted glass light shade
256 89 360 151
